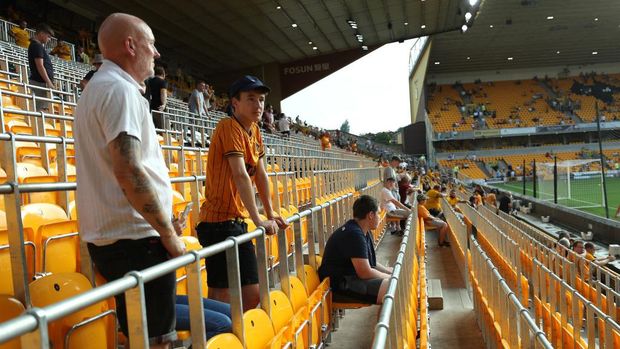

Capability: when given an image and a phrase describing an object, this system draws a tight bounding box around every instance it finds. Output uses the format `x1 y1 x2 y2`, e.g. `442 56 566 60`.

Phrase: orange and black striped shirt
202 117 265 222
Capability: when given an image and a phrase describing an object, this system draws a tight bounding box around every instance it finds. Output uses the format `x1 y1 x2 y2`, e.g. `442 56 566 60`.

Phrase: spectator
76 46 90 64
380 177 411 235
497 191 512 214
486 189 498 209
80 53 103 90
278 114 290 136
147 67 168 111
147 66 167 129
424 185 445 217
189 81 208 117
197 75 288 311
9 20 30 48
398 174 415 206
74 13 185 348
383 156 400 183
318 195 393 304
175 295 231 340
204 84 215 110
262 104 275 133
447 189 466 213
51 40 72 61
417 194 450 246
584 242 615 266
28 23 55 112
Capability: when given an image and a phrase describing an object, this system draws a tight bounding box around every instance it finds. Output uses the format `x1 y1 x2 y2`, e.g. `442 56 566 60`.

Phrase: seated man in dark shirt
318 195 393 304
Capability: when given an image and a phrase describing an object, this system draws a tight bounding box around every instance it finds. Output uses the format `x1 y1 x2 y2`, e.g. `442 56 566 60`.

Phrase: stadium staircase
475 160 492 177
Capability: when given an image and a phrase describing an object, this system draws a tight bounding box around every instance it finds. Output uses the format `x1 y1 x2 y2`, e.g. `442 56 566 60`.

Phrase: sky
281 39 416 136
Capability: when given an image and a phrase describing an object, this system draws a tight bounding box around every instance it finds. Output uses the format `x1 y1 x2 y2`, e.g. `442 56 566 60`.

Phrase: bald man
74 13 184 348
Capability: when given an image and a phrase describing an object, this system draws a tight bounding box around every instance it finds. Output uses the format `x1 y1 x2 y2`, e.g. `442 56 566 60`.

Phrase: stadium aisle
426 231 485 348
327 229 402 348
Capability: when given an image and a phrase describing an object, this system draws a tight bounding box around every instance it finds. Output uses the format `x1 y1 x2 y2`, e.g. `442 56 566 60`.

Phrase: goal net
536 159 605 209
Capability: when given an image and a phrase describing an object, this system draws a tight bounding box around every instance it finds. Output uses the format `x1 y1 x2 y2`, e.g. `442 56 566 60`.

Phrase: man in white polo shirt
74 13 184 348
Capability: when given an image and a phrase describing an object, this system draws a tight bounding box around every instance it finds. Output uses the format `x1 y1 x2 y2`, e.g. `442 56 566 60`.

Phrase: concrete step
428 278 444 310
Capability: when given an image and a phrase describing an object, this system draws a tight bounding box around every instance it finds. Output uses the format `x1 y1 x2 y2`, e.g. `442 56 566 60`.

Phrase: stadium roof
428 0 620 74
52 0 473 76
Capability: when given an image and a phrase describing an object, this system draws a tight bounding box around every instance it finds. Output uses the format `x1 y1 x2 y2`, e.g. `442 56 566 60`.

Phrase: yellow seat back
0 295 25 349
303 264 321 294
243 309 275 349
288 276 309 312
269 290 294 332
206 333 243 349
29 273 109 349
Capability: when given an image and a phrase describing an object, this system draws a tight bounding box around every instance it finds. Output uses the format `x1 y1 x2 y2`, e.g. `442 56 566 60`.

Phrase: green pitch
491 177 620 221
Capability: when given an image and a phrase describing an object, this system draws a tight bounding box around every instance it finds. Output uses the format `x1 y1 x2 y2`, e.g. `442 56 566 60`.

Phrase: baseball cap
391 156 401 162
93 54 104 64
228 75 271 99
417 194 428 202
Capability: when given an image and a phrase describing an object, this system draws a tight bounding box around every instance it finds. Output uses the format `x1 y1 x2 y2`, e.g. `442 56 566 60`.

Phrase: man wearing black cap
28 23 55 111
197 75 288 311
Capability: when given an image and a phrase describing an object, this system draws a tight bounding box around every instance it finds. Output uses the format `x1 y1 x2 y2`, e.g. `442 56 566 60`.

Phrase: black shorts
87 237 176 344
196 220 259 288
428 208 442 217
333 275 383 304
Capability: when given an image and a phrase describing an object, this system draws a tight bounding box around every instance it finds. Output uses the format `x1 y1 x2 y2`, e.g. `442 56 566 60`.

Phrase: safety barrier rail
0 189 358 348
469 236 553 349
531 258 620 348
456 186 620 346
371 212 430 349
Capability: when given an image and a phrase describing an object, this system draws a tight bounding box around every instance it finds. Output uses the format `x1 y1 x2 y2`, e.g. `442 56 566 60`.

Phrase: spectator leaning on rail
51 39 72 61
27 23 55 112
318 195 393 304
9 20 30 48
197 75 288 312
74 13 186 348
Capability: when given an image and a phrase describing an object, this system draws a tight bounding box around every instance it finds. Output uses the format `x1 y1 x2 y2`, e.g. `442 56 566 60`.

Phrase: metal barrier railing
370 213 417 349
469 236 553 349
531 258 620 348
0 189 359 348
0 18 76 61
456 186 620 346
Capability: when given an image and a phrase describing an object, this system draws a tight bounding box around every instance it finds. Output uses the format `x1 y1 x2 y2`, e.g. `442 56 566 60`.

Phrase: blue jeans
175 295 232 339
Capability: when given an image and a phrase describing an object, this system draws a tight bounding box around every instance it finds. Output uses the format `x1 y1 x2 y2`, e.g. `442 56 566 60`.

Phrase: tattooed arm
109 132 185 257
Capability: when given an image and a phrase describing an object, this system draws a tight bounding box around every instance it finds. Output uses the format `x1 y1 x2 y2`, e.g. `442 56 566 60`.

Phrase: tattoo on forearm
112 132 169 229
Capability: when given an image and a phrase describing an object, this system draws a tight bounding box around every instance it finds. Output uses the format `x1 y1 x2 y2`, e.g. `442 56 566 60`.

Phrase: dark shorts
196 220 259 288
87 237 177 344
428 208 442 217
333 275 383 304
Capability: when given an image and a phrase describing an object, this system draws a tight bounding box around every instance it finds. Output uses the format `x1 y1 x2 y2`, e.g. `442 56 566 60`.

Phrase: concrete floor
327 230 486 349
426 230 486 349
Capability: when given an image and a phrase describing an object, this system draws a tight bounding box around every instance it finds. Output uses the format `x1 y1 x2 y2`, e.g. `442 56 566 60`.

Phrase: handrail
371 214 415 348
0 191 353 346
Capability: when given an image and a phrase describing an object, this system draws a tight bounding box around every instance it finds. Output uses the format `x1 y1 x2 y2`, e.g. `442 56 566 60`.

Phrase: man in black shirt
498 192 512 214
147 66 167 129
318 195 393 304
28 23 54 111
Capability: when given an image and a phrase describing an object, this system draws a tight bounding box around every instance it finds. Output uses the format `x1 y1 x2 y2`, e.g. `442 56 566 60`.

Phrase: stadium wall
427 62 620 85
508 191 620 246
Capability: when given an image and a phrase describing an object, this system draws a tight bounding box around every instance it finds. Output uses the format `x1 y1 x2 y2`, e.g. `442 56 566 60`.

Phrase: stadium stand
0 30 431 349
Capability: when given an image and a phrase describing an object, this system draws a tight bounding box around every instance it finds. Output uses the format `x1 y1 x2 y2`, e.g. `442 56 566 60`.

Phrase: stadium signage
283 63 331 75
473 129 500 137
